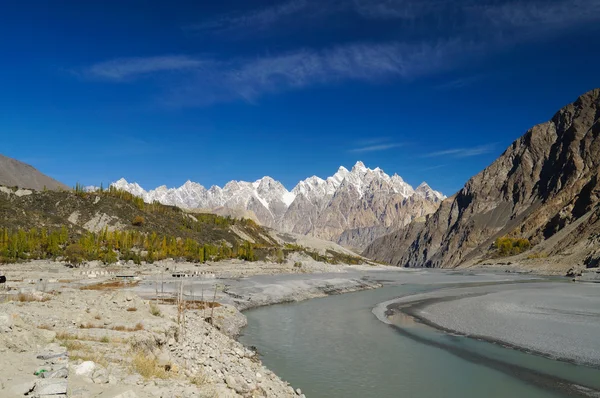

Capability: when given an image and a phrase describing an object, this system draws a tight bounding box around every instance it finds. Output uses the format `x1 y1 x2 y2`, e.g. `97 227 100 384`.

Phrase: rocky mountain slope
364 88 600 273
0 185 362 265
0 154 68 191
113 162 444 250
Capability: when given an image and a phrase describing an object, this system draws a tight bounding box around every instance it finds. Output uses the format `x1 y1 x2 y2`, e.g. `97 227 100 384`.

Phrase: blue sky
1 0 600 195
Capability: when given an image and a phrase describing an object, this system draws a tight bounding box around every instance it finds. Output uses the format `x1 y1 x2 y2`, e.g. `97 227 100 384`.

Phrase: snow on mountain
111 161 445 246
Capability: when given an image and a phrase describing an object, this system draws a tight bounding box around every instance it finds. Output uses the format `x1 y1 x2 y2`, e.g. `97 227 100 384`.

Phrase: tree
132 216 145 226
65 243 85 266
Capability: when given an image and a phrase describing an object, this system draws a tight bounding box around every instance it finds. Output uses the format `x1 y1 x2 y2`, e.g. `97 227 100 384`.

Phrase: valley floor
2 257 596 397
0 257 390 398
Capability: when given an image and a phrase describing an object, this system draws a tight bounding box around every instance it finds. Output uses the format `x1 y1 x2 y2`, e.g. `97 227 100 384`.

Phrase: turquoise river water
239 285 600 398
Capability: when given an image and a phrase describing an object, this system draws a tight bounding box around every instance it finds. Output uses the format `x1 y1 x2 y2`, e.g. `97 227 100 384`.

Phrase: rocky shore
0 258 390 397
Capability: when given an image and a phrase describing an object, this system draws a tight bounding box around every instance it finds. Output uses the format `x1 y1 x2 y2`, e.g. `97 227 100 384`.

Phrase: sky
1 0 600 196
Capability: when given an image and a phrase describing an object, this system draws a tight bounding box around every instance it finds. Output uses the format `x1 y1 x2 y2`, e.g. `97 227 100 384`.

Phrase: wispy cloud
353 0 449 20
185 0 309 34
84 56 208 81
78 0 600 106
424 144 496 158
476 0 600 32
83 38 476 105
349 143 404 153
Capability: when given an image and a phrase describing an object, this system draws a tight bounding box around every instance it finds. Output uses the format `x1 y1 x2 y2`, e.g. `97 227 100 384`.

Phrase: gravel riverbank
377 282 600 367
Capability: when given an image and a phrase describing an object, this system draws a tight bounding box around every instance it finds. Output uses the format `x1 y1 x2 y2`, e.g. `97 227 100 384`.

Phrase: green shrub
65 243 85 266
494 236 531 256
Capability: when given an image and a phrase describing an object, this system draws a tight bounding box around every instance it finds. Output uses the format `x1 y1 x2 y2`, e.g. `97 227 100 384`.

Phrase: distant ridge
0 154 69 191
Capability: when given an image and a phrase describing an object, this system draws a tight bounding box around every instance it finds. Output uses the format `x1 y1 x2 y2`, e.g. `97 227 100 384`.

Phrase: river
239 284 600 398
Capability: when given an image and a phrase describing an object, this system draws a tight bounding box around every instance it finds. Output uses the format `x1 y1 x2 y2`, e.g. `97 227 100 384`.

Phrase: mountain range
364 88 600 273
112 161 445 250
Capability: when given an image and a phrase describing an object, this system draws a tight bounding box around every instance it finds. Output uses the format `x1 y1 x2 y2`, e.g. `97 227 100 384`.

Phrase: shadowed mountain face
0 154 68 191
364 88 600 271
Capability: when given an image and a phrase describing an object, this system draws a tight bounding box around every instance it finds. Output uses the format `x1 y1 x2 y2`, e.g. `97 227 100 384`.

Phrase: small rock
36 351 67 361
225 375 238 390
111 391 138 398
73 361 96 377
41 368 69 379
0 313 12 333
296 388 302 395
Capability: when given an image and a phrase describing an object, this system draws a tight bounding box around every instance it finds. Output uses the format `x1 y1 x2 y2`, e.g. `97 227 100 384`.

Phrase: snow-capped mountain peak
110 162 444 236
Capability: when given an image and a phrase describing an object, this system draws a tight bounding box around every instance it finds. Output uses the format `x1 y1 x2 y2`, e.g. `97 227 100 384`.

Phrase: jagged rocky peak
415 182 446 202
110 161 444 248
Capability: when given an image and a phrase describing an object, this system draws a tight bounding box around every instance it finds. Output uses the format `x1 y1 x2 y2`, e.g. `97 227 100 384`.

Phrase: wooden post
210 284 218 325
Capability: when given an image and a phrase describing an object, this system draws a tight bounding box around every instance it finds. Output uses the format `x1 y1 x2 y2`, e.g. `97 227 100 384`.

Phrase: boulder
73 361 96 377
33 379 68 395
0 312 12 333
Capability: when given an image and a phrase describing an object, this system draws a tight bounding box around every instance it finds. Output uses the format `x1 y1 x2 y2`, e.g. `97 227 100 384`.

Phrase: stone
34 379 68 395
0 312 12 333
92 367 109 384
36 351 67 361
41 368 69 379
225 375 238 390
73 361 96 377
111 391 138 398
8 380 36 395
296 388 302 395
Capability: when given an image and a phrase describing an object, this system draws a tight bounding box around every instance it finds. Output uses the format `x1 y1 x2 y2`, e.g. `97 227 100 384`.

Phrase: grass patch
131 351 170 379
16 293 50 302
56 331 123 344
110 323 144 332
149 303 161 317
71 352 109 368
79 280 140 291
126 307 137 312
190 372 208 386
37 324 53 330
160 298 221 310
61 339 87 351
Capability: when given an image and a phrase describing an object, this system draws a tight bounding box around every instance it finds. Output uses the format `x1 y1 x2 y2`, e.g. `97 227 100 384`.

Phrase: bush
149 303 162 317
65 243 85 266
494 236 531 256
132 216 145 226
102 249 118 265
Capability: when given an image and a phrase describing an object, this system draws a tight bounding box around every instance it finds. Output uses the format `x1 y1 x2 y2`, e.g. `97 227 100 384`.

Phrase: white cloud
79 0 600 106
477 0 600 31
84 39 476 105
424 144 496 158
186 0 309 33
349 143 404 153
85 56 208 81
353 0 443 19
